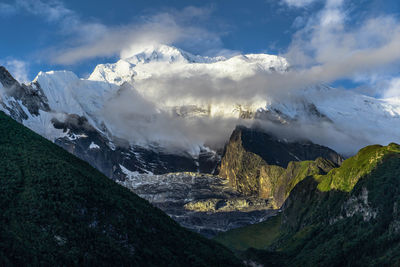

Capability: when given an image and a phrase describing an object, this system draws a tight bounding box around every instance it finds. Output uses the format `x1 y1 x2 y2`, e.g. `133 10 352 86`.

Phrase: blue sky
0 0 305 77
0 0 400 97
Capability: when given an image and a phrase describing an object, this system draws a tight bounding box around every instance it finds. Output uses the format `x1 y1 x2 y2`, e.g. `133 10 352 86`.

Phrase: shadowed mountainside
0 111 241 266
219 125 343 208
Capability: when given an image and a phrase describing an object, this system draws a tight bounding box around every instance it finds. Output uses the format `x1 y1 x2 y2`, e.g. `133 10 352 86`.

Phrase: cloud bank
100 84 253 154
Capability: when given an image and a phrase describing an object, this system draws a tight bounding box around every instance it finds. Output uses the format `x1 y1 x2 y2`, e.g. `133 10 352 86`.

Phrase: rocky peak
219 125 343 207
0 66 19 88
226 125 343 168
0 66 50 120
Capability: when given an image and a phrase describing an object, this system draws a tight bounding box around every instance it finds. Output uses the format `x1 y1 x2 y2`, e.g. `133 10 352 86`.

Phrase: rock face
115 123 347 236
219 126 343 208
119 172 277 237
0 66 50 122
52 114 220 178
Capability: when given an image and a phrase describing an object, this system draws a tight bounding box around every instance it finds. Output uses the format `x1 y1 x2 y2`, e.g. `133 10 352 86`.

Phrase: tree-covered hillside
0 111 241 266
216 144 400 266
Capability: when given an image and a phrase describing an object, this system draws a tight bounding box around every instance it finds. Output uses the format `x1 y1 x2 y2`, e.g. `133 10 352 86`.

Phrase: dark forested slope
0 111 241 266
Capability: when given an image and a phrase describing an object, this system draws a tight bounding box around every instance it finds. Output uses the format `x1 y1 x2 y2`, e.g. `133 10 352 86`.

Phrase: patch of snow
67 133 88 141
119 164 141 181
89 142 100 149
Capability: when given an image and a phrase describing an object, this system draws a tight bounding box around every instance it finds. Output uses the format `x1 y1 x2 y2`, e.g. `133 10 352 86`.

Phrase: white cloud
8 1 224 65
281 0 320 8
100 83 252 153
384 78 400 98
52 12 194 64
292 16 306 28
283 0 400 95
319 8 343 26
2 59 29 83
51 6 224 65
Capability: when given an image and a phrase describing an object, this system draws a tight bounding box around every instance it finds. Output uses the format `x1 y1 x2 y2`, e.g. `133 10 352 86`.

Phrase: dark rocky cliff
219 125 344 208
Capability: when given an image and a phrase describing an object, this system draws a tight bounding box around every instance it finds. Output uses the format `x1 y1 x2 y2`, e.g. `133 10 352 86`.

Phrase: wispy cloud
52 8 223 64
0 2 17 16
15 0 72 21
385 78 400 98
53 7 224 64
1 59 29 83
4 1 224 65
281 0 320 8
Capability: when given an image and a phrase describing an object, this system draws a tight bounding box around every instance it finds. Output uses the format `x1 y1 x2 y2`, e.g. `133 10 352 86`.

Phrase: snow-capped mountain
1 45 400 236
89 44 287 118
0 44 400 179
89 44 289 86
86 44 400 157
259 85 400 155
0 65 219 179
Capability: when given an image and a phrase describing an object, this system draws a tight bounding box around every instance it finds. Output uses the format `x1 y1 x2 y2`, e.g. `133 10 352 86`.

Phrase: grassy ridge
316 143 400 192
0 111 241 266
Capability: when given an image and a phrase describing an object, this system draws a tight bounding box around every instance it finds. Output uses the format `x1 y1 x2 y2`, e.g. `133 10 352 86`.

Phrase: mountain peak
33 70 79 84
88 44 289 87
121 44 225 64
0 66 19 89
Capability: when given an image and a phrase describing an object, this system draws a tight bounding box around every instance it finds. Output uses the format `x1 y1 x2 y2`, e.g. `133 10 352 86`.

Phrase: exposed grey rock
119 172 276 237
0 66 50 119
52 114 220 180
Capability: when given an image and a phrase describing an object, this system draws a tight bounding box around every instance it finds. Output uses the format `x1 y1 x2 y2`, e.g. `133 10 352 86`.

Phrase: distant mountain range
1 45 399 177
1 45 400 236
